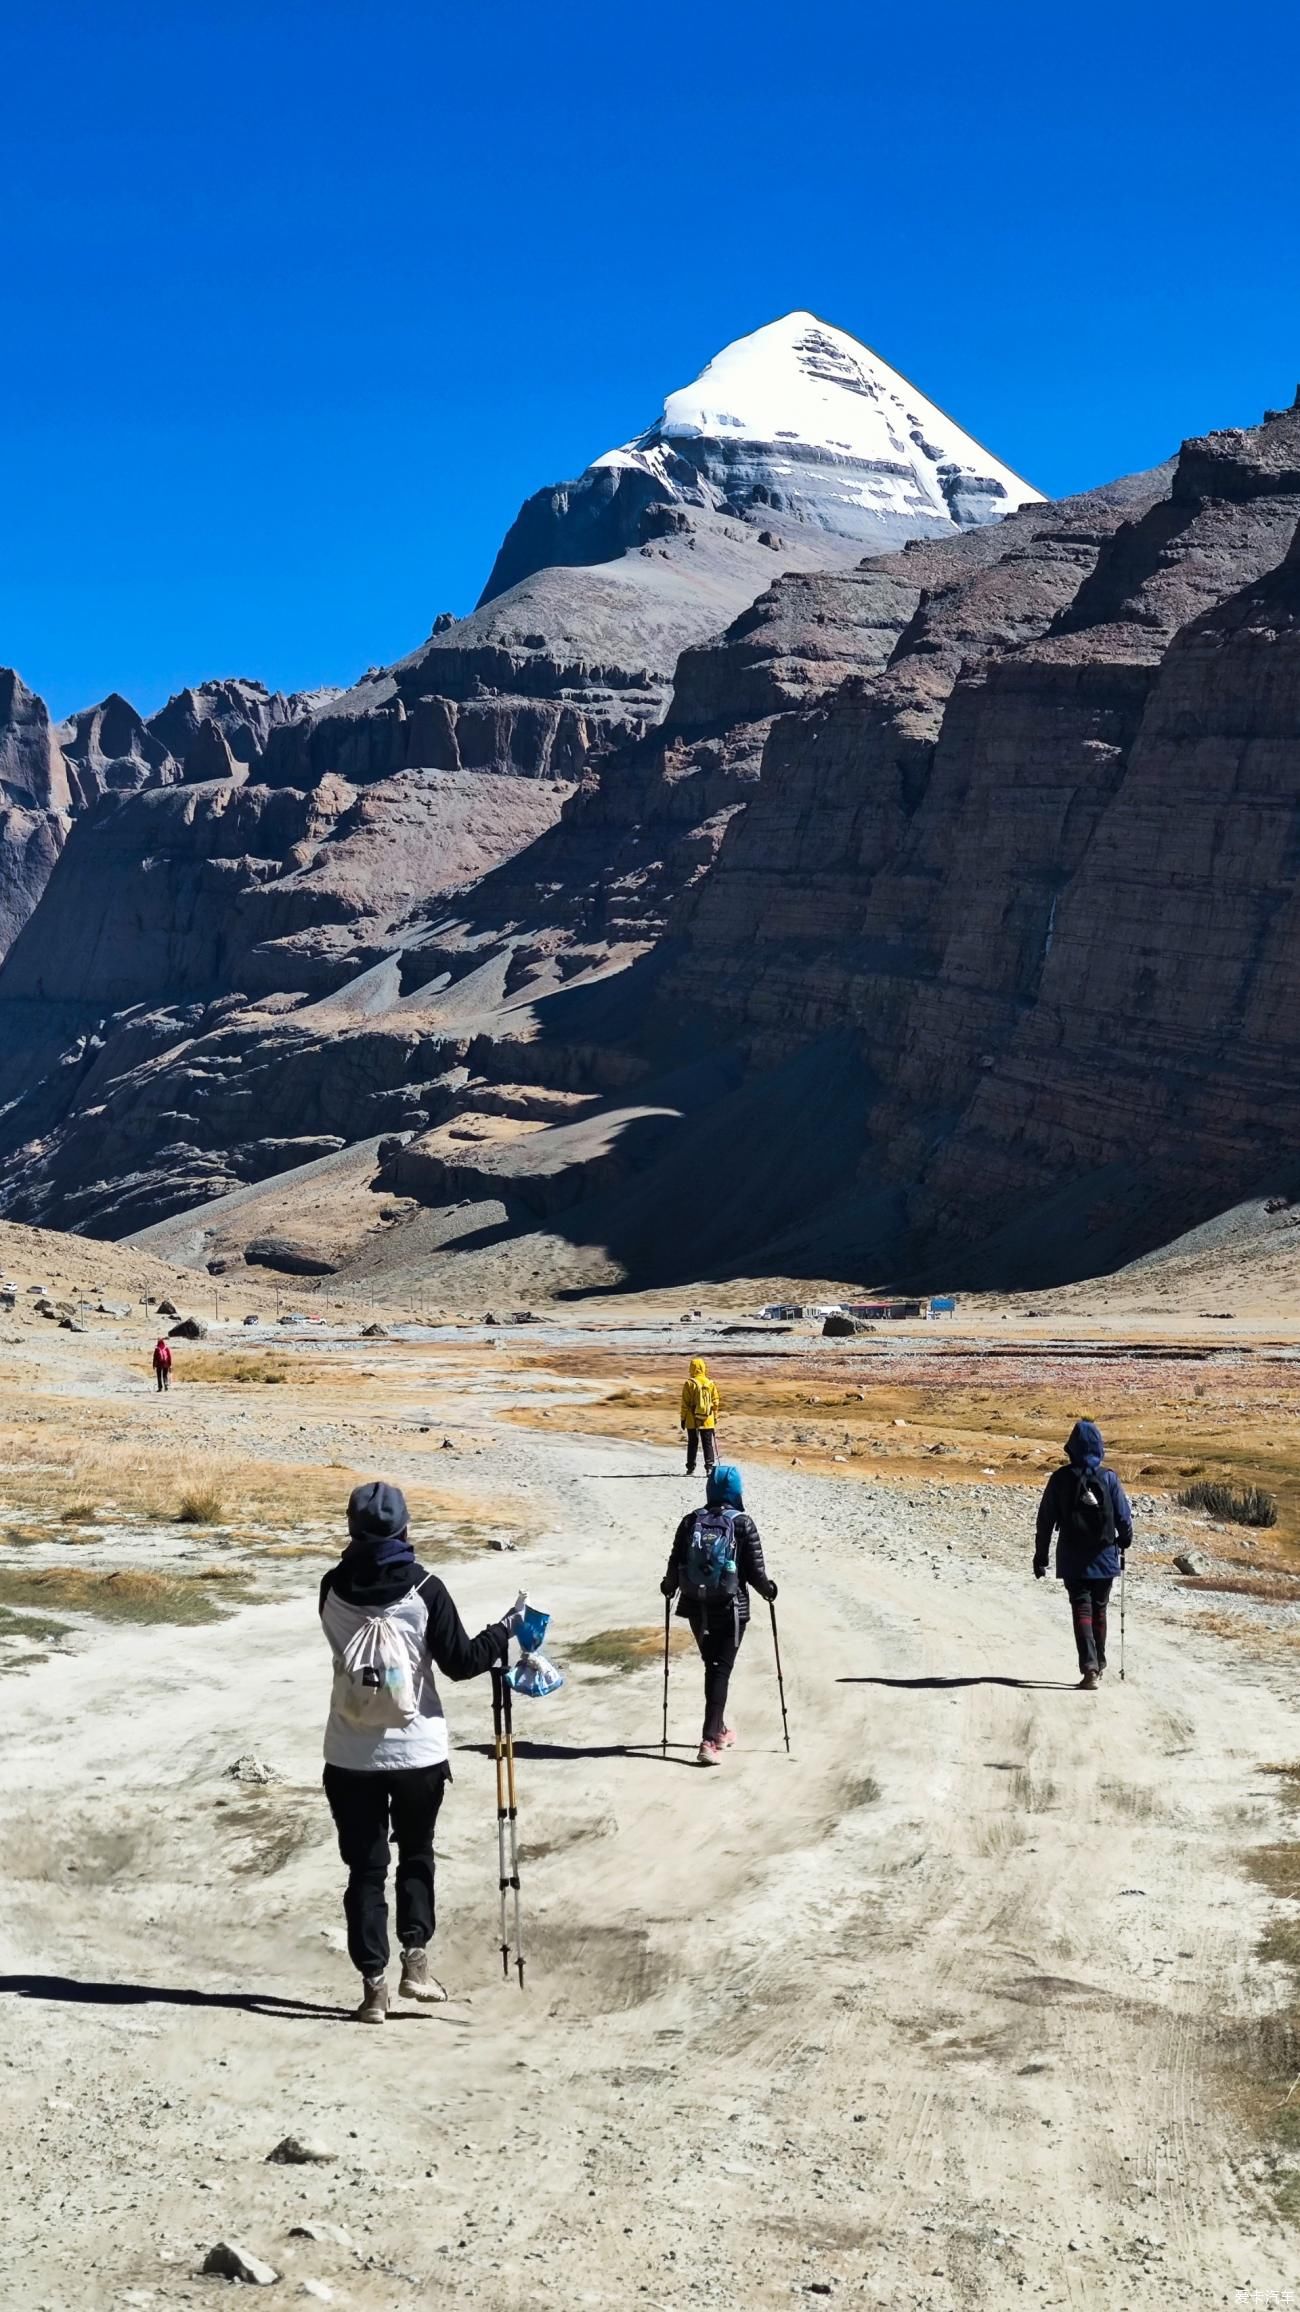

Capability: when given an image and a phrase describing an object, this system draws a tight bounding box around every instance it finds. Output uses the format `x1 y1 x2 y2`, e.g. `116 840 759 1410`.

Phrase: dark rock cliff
7 393 1300 1294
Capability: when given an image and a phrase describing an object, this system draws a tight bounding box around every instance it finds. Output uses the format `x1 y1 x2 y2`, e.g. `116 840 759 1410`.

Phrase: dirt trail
0 1413 1296 2310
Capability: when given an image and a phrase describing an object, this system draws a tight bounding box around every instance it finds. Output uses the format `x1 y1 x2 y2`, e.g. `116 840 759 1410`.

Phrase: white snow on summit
596 309 1041 535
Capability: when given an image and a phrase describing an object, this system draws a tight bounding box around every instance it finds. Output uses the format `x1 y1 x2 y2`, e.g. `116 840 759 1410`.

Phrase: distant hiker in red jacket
152 1338 172 1393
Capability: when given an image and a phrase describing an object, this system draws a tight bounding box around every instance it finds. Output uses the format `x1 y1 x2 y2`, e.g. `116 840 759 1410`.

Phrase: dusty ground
0 1298 1297 2310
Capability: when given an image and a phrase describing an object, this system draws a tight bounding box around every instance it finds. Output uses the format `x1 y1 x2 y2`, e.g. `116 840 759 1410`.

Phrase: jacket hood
707 1463 744 1510
688 1358 709 1379
1065 1419 1105 1469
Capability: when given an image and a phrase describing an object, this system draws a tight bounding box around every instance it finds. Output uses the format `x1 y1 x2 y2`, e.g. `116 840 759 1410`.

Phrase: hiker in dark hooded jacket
661 1462 776 1766
319 1480 528 2023
1034 1420 1132 1690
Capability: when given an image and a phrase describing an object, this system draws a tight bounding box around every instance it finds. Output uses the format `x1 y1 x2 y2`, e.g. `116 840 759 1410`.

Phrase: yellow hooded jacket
680 1357 720 1430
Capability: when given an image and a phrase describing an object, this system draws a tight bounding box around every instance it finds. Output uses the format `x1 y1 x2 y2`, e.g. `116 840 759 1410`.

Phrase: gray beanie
346 1480 409 1543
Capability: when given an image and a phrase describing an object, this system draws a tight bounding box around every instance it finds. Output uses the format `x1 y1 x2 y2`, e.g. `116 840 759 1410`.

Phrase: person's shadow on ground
458 1740 701 1767
839 1675 1079 1691
0 1974 355 2021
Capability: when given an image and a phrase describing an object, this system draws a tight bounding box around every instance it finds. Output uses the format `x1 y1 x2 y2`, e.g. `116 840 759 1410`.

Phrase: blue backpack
684 1508 739 1602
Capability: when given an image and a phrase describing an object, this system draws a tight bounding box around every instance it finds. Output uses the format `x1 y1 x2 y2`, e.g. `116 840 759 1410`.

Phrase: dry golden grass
176 1486 225 1524
0 1600 72 1644
509 1347 1300 1566
569 1624 695 1673
1247 1845 1300 1903
0 1434 354 1532
0 1564 252 1625
1224 1808 1300 2210
1181 1573 1300 1603
175 1350 324 1387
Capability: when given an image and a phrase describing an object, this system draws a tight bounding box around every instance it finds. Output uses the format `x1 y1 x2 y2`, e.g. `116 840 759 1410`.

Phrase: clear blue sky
4 0 1298 718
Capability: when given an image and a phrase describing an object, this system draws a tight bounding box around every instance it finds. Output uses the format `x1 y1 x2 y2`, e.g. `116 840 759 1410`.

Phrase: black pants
323 1762 449 1977
685 1426 718 1474
155 1369 169 1391
1067 1579 1113 1673
690 1608 745 1743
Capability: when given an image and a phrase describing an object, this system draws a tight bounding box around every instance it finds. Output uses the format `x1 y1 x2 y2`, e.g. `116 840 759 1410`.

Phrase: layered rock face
287 407 1300 1293
0 672 332 966
638 405 1300 1282
0 311 1042 1240
28 336 1300 1296
0 672 71 955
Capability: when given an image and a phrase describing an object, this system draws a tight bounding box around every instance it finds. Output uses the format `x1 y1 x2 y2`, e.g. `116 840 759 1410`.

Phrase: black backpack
683 1509 740 1603
1061 1465 1116 1552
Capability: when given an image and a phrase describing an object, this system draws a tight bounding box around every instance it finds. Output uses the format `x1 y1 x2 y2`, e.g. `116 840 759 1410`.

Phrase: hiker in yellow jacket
680 1357 722 1475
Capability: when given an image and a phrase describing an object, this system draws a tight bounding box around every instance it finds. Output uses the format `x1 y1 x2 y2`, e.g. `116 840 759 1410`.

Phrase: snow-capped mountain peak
594 309 1040 537
479 310 1038 606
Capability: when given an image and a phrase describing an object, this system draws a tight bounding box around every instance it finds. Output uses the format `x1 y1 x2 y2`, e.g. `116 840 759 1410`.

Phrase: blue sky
3 0 1298 718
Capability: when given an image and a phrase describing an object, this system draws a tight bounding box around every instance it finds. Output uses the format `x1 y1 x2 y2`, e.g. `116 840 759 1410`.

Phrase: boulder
360 1322 389 1338
823 1313 870 1337
156 1298 179 1318
1174 1551 1210 1577
244 1235 338 1277
168 1316 207 1339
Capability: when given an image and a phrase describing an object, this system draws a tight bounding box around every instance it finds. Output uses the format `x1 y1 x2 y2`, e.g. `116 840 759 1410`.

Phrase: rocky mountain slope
0 312 1043 1247
12 335 1300 1300
0 673 328 964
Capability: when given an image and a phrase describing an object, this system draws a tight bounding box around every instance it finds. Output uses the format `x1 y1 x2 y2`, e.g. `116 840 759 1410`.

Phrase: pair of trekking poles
660 1593 791 1757
490 1662 525 1990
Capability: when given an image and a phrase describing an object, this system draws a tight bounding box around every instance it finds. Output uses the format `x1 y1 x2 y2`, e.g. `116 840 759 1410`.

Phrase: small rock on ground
267 2133 336 2165
225 1755 285 1785
200 2240 280 2285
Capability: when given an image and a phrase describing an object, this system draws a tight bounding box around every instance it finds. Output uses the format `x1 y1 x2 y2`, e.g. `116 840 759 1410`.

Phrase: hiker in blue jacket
1034 1420 1133 1690
661 1462 775 1766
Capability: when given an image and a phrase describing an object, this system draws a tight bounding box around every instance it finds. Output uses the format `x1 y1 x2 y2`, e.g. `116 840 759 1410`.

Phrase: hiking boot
718 1726 738 1750
353 1975 389 2025
1078 1670 1099 1692
399 1946 448 2005
697 1740 721 1767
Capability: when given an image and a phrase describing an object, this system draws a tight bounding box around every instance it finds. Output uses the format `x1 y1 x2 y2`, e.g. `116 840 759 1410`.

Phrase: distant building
760 1303 846 1320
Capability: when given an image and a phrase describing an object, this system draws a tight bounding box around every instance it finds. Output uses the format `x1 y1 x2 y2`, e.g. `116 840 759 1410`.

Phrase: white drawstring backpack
332 1596 420 1729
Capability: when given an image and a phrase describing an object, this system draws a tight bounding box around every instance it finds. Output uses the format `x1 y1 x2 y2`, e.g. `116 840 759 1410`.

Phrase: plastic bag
516 1604 551 1655
506 1650 564 1698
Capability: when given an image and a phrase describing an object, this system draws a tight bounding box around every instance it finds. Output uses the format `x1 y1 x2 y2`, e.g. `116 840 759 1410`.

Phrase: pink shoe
696 1740 721 1767
717 1726 738 1750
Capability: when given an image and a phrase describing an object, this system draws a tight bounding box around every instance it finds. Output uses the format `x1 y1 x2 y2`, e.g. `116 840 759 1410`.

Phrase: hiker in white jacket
320 1480 526 2024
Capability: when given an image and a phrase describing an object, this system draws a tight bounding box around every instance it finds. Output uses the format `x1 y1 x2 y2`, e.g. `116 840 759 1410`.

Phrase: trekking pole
491 1666 511 1980
1120 1558 1127 1683
501 1667 525 1990
768 1597 791 1754
661 1595 671 1758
